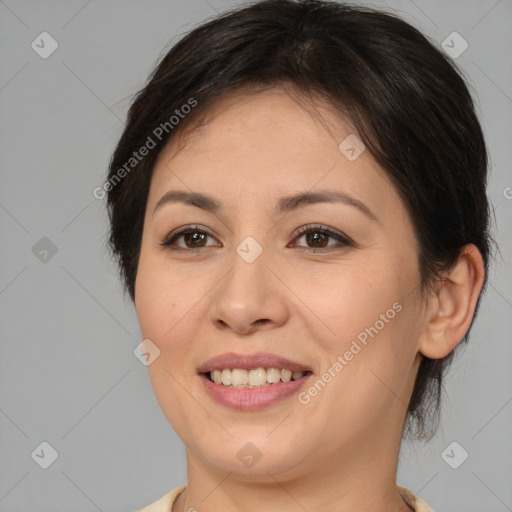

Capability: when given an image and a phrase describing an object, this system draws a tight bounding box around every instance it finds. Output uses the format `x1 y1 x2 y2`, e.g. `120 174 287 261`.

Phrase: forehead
148 87 399 218
164 87 350 160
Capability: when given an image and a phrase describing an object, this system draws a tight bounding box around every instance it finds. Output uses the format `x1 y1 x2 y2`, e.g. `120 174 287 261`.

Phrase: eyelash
160 223 354 253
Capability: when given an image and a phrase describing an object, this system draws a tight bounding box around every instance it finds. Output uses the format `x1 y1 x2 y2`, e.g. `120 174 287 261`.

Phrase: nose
208 244 289 335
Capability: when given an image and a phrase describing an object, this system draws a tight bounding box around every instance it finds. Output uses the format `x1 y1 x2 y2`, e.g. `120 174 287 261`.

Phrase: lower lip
199 373 312 410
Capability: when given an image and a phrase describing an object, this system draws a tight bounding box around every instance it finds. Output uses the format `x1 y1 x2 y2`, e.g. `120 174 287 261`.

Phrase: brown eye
160 223 353 253
292 224 353 252
161 225 219 251
302 231 330 248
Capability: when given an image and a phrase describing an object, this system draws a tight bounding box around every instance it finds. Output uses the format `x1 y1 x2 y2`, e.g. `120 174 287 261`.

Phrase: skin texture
134 87 485 512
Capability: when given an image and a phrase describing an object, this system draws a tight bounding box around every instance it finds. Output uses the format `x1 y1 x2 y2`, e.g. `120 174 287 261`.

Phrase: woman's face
135 88 427 481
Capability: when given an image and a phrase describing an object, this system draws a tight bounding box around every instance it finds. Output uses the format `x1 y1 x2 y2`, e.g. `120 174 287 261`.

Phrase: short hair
105 0 494 441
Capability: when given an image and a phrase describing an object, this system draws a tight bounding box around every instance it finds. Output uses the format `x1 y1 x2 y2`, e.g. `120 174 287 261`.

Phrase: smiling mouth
203 368 313 388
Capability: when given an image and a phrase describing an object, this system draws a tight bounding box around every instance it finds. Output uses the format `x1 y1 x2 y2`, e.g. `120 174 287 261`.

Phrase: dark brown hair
105 0 494 441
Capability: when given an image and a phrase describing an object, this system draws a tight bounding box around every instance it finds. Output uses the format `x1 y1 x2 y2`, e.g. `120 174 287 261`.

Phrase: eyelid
161 224 217 246
294 223 349 239
163 224 210 240
291 223 354 249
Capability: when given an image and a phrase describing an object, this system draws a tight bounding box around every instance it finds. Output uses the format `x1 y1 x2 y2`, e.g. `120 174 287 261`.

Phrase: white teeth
231 369 249 386
266 367 281 383
209 367 307 387
280 369 292 382
221 369 232 386
248 367 267 386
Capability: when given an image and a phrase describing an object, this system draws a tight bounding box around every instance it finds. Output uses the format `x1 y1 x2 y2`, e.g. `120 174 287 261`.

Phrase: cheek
135 249 214 383
297 260 406 353
298 261 417 409
135 253 206 436
135 248 195 341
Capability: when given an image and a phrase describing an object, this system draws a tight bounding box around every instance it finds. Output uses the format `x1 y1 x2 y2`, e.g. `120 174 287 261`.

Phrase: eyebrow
152 189 378 222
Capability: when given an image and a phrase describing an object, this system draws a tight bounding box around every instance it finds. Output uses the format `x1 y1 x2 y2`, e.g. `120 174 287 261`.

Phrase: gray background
0 0 511 511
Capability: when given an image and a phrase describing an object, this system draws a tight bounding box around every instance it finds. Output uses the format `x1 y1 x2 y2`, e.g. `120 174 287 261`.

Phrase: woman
105 1 493 510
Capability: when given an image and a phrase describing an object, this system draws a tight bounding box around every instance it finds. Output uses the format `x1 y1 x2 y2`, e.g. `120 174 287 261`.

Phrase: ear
418 244 486 359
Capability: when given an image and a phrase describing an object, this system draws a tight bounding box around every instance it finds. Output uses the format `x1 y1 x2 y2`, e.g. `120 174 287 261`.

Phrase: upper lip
197 352 313 373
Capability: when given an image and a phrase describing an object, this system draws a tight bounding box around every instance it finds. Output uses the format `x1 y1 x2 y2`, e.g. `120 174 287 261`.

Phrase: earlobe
418 244 486 360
